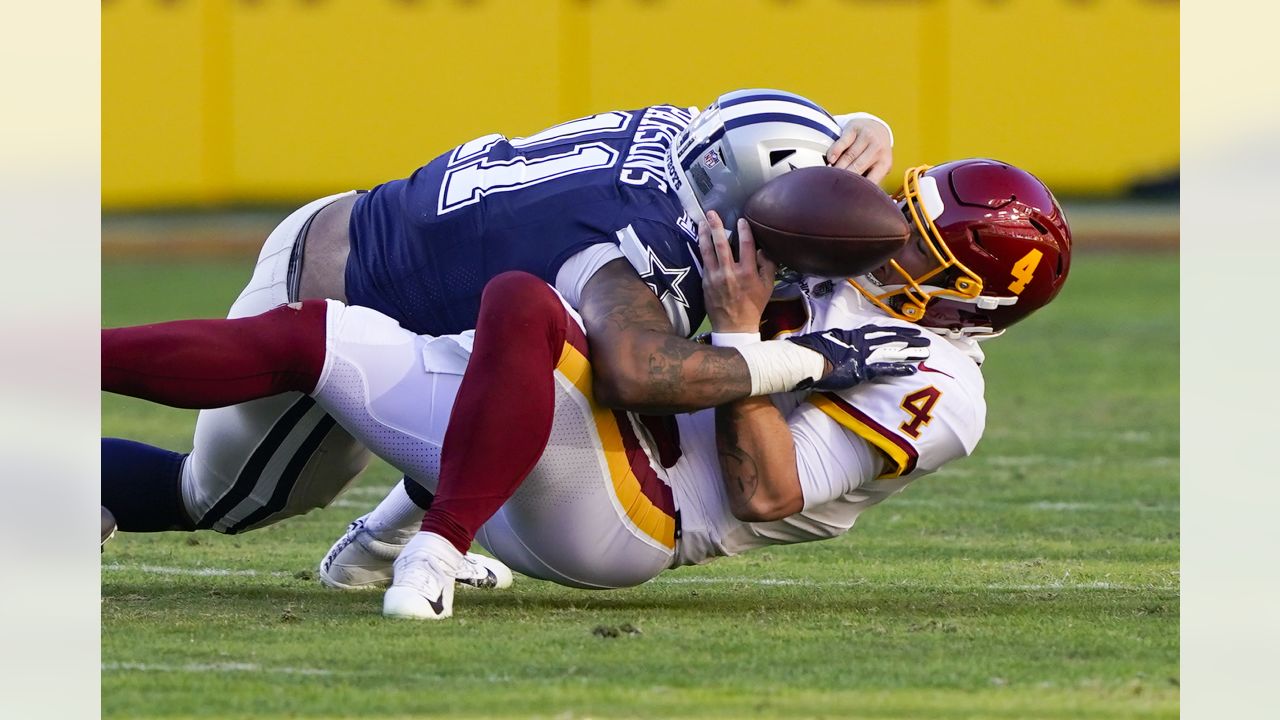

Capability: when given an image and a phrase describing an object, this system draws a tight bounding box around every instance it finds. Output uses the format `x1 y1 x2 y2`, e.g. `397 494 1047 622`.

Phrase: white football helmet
666 89 843 229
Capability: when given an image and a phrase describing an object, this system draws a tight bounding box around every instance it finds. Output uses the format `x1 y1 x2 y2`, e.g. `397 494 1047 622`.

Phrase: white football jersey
665 277 987 567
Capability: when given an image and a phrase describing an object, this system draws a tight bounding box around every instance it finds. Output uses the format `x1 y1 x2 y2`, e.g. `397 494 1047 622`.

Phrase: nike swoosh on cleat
426 592 446 615
916 360 955 379
458 569 498 589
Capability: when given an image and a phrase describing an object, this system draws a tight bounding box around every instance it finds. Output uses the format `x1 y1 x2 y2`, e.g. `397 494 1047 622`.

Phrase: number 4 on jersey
899 386 942 439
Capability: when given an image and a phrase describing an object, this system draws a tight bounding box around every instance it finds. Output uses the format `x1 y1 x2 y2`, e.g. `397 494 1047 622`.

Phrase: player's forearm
581 258 754 413
715 396 804 522
591 329 751 413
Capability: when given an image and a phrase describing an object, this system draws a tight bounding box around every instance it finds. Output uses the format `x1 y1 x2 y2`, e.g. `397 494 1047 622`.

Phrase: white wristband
735 340 827 396
833 111 895 148
711 332 761 349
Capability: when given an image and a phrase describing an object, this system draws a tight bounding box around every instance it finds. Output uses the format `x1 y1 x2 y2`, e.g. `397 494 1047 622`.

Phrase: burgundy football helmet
850 159 1072 337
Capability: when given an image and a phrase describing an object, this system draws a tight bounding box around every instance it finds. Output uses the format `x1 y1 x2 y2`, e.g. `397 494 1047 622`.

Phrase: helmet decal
851 159 1072 335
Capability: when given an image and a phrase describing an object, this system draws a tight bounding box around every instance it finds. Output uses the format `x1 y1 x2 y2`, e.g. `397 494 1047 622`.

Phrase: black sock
402 476 435 512
101 438 196 532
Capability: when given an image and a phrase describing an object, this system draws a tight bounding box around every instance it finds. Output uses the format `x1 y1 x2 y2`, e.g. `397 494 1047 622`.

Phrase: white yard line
654 576 1178 593
103 564 1177 594
984 428 1175 444
102 662 336 676
101 662 515 684
102 563 293 578
338 486 397 498
980 454 1177 468
887 497 1178 513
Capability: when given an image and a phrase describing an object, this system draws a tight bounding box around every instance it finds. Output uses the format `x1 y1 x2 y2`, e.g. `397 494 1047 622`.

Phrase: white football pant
314 300 677 589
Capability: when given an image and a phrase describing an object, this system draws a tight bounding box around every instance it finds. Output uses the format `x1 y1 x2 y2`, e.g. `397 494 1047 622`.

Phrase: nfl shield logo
702 149 721 169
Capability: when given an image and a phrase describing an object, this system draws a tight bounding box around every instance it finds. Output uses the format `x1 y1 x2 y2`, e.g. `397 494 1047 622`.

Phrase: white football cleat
319 515 514 591
318 516 410 590
458 552 514 590
101 506 117 549
383 532 462 621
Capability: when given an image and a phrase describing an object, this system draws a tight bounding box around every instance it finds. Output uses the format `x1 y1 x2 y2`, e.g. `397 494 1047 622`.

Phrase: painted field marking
887 497 1178 513
980 454 1177 468
102 563 292 578
340 486 400 498
102 662 336 676
103 563 1177 594
101 662 514 684
655 576 1178 593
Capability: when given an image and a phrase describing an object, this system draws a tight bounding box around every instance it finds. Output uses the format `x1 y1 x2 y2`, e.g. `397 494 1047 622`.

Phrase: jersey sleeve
786 400 886 510
804 350 985 483
612 216 705 337
553 243 626 309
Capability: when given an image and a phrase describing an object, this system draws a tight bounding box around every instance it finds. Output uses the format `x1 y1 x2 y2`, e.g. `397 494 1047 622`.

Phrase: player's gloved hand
787 325 929 391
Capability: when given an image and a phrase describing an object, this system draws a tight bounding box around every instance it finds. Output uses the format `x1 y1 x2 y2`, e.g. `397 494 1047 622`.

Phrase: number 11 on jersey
436 112 633 214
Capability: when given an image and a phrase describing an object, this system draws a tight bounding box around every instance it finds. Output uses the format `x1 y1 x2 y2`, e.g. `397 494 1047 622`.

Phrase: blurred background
95 6 1182 716
102 0 1178 256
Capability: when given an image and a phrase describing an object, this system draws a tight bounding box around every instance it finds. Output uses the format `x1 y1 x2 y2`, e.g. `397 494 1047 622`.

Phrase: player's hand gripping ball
743 166 910 277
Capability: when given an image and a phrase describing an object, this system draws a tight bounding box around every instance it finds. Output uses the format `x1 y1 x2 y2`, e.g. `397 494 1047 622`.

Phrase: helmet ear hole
769 149 797 165
690 165 714 195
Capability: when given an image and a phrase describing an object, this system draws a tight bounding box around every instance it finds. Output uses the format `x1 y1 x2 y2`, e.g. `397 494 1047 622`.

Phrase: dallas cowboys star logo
638 246 692 308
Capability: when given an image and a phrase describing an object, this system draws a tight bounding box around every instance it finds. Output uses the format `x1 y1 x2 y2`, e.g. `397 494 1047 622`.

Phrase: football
743 166 910 277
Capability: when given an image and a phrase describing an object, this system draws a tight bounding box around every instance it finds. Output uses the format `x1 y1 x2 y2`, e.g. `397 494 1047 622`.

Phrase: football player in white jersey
678 158 1070 566
102 158 1071 620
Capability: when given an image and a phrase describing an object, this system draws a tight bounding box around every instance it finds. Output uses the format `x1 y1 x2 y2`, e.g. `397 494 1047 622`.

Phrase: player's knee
482 272 559 316
480 272 564 333
259 300 329 376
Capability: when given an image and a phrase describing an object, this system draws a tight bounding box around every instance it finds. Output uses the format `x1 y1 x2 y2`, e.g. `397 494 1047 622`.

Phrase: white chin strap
929 325 1004 341
975 295 1018 310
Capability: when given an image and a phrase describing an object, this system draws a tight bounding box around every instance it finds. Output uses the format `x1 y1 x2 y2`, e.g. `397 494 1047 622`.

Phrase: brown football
743 166 910 277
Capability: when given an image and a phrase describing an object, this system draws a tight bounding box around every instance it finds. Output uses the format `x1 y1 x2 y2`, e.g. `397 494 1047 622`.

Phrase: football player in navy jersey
101 90 895 575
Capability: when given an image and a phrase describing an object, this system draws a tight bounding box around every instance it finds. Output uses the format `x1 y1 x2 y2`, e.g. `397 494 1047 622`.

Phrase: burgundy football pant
101 273 574 557
101 300 329 408
421 272 576 554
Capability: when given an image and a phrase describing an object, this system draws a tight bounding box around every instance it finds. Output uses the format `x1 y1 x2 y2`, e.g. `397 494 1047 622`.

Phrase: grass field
102 252 1179 719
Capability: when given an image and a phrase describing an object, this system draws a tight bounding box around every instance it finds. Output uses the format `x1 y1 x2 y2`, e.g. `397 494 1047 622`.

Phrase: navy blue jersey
345 105 706 337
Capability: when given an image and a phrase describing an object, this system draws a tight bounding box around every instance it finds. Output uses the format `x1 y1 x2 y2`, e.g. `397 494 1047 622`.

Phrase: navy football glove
787 325 931 391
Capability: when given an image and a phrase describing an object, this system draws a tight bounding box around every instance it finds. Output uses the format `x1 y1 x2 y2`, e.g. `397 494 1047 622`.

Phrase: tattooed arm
579 258 751 413
715 396 804 522
579 211 785 414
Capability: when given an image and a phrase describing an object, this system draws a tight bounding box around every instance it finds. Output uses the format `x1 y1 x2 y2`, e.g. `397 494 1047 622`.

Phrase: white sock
364 481 426 541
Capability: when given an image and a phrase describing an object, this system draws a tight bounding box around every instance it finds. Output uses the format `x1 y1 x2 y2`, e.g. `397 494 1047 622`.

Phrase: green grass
102 253 1179 719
